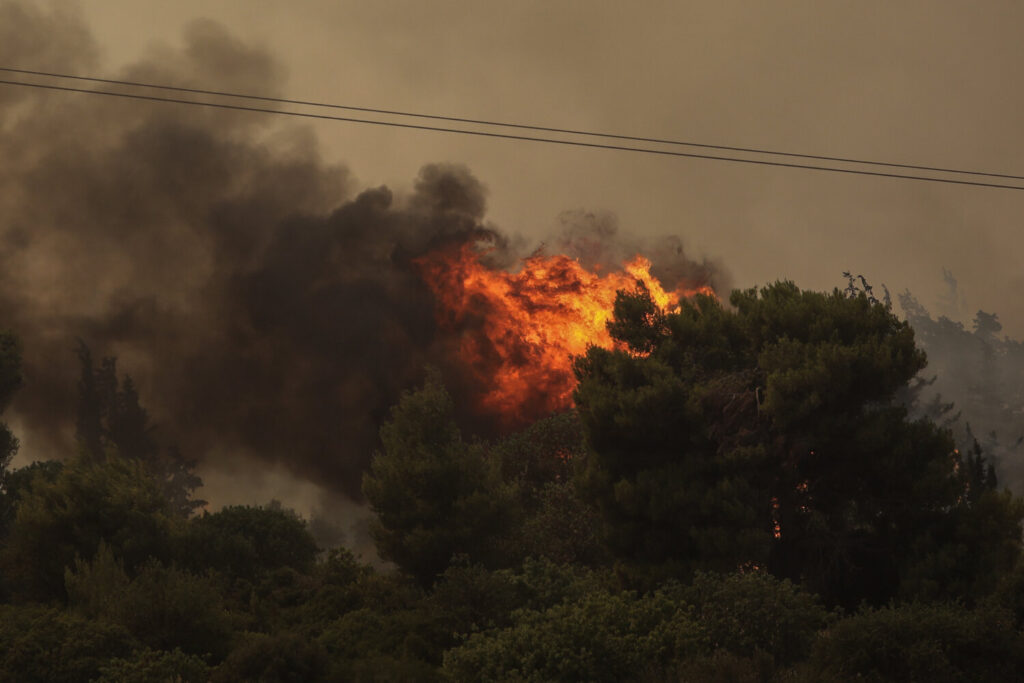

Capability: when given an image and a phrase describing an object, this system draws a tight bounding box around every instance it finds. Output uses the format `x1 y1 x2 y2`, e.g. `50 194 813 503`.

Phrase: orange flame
417 243 715 423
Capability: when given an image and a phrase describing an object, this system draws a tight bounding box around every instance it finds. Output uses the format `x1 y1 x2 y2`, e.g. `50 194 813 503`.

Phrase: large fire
417 243 715 423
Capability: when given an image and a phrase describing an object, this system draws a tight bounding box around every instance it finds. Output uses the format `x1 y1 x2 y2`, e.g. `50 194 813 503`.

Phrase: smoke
552 209 728 291
0 2 726 501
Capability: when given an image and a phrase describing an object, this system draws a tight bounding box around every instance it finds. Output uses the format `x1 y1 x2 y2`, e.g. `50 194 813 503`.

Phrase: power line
1 76 1023 191
3 65 1022 183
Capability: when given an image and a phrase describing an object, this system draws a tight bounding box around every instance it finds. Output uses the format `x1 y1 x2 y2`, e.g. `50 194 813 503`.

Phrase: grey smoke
0 2 725 500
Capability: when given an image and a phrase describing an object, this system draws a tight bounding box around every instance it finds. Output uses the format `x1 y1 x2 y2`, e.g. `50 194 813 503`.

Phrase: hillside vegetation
1 282 1022 682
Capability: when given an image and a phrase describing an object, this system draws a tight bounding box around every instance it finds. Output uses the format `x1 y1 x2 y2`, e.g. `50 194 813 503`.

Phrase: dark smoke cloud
552 209 729 292
0 2 725 500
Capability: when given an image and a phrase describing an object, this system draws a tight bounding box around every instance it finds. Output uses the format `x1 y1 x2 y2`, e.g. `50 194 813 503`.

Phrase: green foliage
75 341 204 516
607 280 670 355
902 488 1024 603
1 456 176 601
492 411 584 490
491 412 608 566
649 649 770 683
424 558 615 644
572 290 773 579
0 460 62 543
0 331 22 413
258 558 441 678
806 602 1024 682
177 503 319 582
1 460 63 497
0 330 22 477
573 281 1022 606
2 283 1024 680
317 561 607 681
0 604 135 683
424 562 524 637
95 648 211 683
63 542 130 615
0 330 24 556
682 570 831 666
362 373 513 585
442 587 706 683
503 557 618 612
986 554 1024 629
248 548 374 635
65 550 234 659
211 632 329 683
437 568 827 682
516 480 608 566
243 560 385 638
319 606 444 681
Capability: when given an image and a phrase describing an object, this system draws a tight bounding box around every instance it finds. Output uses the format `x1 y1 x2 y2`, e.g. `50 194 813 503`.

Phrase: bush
319 607 443 681
683 570 831 666
362 375 514 585
0 604 135 683
66 549 234 660
442 588 706 683
807 602 1024 682
177 503 319 581
95 648 210 683
1 457 175 601
212 632 329 683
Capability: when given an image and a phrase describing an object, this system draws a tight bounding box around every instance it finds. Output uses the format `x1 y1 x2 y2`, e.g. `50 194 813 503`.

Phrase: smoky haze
0 3 725 500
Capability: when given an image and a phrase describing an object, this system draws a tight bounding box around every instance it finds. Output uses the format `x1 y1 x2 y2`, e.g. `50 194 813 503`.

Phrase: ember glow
417 243 715 424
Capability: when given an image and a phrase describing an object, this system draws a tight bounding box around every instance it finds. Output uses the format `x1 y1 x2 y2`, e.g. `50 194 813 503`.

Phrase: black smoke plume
0 2 726 500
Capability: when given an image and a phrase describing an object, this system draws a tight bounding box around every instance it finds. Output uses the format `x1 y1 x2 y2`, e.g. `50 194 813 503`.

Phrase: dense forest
1 280 1023 682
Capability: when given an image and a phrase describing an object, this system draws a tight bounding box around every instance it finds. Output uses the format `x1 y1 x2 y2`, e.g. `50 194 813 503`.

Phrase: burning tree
416 241 714 427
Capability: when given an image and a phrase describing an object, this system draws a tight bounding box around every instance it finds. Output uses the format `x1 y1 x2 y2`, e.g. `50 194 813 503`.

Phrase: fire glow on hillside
417 243 716 423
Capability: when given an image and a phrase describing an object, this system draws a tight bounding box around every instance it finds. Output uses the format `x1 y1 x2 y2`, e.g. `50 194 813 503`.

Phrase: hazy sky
74 0 1024 332
4 1 1024 519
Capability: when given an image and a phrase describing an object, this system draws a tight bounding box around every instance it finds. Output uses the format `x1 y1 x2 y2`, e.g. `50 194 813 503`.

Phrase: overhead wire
1 71 1023 192
3 66 1022 183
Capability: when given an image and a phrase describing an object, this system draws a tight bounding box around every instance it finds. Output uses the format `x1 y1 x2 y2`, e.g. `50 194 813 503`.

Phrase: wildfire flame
417 243 715 423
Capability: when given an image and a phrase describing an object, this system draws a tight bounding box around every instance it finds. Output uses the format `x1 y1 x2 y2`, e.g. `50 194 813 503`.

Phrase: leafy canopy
362 372 513 585
573 282 1022 605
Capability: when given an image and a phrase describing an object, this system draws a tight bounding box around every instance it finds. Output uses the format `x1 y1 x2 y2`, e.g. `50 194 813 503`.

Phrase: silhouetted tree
0 457 176 601
362 372 513 585
65 547 233 660
0 604 135 682
95 648 210 683
75 341 203 515
177 503 319 582
806 601 1024 681
574 281 1023 606
0 330 22 478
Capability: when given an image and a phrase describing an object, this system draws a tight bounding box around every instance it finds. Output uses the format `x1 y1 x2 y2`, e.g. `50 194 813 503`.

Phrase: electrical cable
1 76 1022 191
3 65 1022 182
